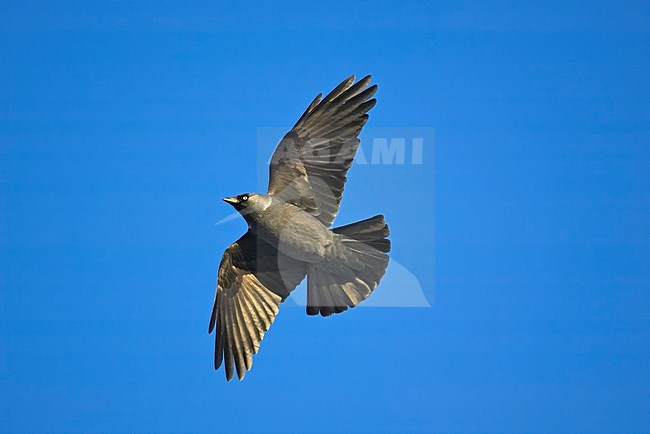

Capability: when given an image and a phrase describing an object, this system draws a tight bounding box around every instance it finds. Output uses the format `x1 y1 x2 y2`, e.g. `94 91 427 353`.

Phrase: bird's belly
255 209 332 263
277 239 326 263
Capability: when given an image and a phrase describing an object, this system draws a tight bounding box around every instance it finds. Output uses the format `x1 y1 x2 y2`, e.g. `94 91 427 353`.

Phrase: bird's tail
306 215 390 316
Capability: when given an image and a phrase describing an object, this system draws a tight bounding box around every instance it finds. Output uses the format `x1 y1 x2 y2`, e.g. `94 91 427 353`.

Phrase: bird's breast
251 203 333 263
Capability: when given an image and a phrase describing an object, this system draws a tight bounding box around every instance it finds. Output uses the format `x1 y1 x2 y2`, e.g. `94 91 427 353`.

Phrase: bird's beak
223 196 239 204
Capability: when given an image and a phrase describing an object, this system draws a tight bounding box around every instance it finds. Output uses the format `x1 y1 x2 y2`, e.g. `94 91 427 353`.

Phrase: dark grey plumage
210 75 390 381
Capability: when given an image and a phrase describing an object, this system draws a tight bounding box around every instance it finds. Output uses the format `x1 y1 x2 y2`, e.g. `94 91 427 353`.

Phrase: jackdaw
209 75 391 381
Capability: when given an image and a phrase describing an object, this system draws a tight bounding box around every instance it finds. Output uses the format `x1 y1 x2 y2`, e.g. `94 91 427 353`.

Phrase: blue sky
1 1 649 432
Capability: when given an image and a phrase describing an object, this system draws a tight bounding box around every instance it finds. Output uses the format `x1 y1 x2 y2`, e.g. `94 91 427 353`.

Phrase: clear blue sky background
2 1 650 432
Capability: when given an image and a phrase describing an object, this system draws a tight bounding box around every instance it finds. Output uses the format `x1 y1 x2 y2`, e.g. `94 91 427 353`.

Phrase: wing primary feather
308 80 374 130
305 76 356 125
214 319 224 369
293 93 323 130
332 75 372 104
233 294 254 371
208 290 220 333
322 75 355 103
226 297 247 381
222 301 235 381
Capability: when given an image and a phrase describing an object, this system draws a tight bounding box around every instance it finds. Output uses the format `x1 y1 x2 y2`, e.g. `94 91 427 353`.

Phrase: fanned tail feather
306 215 390 316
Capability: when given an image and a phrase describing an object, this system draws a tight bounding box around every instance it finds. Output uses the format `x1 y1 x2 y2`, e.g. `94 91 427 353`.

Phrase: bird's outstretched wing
267 75 377 227
209 232 306 381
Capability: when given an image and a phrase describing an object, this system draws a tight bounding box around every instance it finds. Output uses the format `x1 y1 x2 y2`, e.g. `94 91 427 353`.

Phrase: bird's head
223 193 271 216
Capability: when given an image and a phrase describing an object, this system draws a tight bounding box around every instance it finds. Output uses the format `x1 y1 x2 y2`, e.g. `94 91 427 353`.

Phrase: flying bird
209 75 391 381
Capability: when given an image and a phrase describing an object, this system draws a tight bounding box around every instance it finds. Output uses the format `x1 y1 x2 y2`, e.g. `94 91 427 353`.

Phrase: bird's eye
241 195 248 202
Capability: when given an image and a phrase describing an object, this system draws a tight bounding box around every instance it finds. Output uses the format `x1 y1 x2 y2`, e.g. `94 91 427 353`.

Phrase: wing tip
343 74 356 84
344 74 373 91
